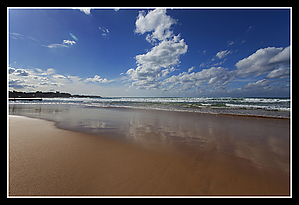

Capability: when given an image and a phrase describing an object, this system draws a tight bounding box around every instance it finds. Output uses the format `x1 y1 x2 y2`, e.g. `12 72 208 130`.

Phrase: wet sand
9 115 290 196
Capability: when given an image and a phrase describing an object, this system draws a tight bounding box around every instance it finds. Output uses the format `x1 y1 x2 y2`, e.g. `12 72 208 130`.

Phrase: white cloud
127 9 188 90
47 68 55 74
98 27 110 38
244 79 272 89
231 78 290 97
63 40 76 45
79 8 91 15
161 46 290 94
9 67 30 76
136 35 188 69
127 35 187 89
213 59 227 66
268 46 290 64
163 66 237 92
227 41 234 46
52 74 67 79
9 67 47 90
67 75 82 82
84 75 110 83
8 66 122 96
265 66 290 79
73 8 92 15
15 69 30 76
9 79 30 89
135 9 177 44
129 10 290 94
43 39 76 48
35 68 43 73
9 67 64 91
9 32 24 40
99 27 110 36
235 46 290 77
215 50 231 59
188 67 195 73
239 79 279 95
43 43 68 48
8 67 15 74
8 65 116 95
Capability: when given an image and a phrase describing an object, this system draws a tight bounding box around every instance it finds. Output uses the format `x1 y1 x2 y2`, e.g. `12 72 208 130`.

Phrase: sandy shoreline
9 115 290 196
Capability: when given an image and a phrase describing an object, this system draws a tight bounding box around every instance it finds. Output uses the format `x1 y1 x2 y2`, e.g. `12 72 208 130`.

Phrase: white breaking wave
9 97 290 118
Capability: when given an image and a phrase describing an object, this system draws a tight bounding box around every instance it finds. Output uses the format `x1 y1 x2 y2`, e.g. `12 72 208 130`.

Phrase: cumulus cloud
136 36 188 69
235 46 290 77
265 66 290 79
9 67 66 91
163 66 236 92
9 67 30 76
127 35 187 89
8 66 115 95
243 79 273 89
9 79 26 89
268 46 290 64
9 67 42 90
238 79 283 95
127 9 188 89
15 69 30 76
9 67 65 90
162 46 290 94
128 10 290 94
8 67 15 74
84 75 110 83
130 21 290 95
135 9 177 44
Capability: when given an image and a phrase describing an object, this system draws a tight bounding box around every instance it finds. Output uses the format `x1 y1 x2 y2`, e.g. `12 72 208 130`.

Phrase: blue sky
8 8 290 97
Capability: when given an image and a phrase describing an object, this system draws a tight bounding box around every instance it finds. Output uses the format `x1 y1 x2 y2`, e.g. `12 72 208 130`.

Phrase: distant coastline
9 91 102 99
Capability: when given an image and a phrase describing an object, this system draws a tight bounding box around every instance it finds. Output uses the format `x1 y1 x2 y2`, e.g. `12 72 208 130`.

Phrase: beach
8 7 291 197
8 106 290 196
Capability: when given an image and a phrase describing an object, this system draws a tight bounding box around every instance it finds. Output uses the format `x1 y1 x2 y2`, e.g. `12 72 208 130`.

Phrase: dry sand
9 115 290 196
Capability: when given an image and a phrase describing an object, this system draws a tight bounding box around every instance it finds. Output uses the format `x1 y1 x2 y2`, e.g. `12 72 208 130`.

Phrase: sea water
9 97 290 118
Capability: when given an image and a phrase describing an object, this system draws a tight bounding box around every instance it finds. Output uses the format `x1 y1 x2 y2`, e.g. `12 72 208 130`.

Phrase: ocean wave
225 103 290 111
9 97 290 118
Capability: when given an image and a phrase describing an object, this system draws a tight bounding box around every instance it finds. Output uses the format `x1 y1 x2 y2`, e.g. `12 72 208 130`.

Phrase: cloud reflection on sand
9 103 289 173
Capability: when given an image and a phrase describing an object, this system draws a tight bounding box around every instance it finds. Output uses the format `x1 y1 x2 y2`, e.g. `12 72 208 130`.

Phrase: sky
8 8 291 97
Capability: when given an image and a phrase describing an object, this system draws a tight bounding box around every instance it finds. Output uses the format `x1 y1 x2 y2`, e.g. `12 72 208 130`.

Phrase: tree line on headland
9 91 102 98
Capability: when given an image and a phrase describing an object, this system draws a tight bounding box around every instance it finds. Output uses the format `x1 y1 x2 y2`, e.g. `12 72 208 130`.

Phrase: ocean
9 96 290 119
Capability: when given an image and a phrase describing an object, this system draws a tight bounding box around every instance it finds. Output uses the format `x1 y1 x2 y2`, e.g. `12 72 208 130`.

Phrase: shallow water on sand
9 103 290 174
